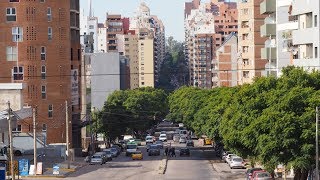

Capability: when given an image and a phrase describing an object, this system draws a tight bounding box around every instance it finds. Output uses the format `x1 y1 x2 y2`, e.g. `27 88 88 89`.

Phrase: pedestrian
165 147 168 156
172 147 176 157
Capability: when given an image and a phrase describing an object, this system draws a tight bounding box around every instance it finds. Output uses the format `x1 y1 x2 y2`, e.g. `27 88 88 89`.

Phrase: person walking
165 147 168 156
172 147 176 157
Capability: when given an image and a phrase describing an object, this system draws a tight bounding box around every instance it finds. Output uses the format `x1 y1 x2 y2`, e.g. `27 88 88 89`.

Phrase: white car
229 156 245 169
159 134 167 142
225 154 236 164
145 136 154 144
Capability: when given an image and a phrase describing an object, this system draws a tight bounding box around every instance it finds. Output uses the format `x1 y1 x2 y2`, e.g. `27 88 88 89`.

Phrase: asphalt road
65 144 164 180
58 140 246 180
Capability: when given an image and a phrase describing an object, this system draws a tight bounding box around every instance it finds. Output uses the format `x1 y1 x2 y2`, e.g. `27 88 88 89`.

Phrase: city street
58 140 246 180
65 144 163 180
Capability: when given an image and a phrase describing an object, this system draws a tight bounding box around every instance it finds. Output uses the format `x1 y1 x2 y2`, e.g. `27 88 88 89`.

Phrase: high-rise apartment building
130 2 165 87
106 14 124 52
0 0 81 148
291 0 319 70
98 23 107 52
117 31 139 89
237 0 267 85
184 0 237 88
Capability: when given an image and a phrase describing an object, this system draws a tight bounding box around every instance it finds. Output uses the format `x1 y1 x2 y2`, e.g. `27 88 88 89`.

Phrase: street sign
53 164 59 175
18 159 29 176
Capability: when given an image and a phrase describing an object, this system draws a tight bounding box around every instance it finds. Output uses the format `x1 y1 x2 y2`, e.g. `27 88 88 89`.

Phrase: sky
80 0 185 42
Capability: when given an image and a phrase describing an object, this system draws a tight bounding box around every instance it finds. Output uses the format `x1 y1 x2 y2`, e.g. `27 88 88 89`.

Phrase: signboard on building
18 159 29 176
71 69 79 106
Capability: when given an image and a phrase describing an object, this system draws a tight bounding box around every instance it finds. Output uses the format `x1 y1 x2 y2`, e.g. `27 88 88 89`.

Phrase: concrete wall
0 83 24 111
91 53 120 110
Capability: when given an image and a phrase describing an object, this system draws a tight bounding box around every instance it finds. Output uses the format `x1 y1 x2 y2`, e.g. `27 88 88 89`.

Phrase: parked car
146 144 151 152
148 145 160 156
225 154 237 164
131 151 143 160
160 131 166 135
252 170 271 180
179 148 190 156
94 152 108 163
246 168 262 180
229 156 245 169
186 140 194 147
102 149 113 161
222 151 233 161
90 154 106 165
159 134 167 142
155 141 164 149
110 148 119 157
111 145 122 152
179 136 187 143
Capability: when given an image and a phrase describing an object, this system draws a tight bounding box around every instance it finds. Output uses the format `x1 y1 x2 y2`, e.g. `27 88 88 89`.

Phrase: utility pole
33 108 37 175
316 106 319 180
65 101 70 169
7 101 15 180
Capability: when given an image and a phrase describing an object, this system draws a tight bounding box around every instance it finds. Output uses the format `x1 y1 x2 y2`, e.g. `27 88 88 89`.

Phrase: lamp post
316 106 319 180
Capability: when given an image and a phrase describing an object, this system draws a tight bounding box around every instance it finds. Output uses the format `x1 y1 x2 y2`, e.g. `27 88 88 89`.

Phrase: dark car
179 148 190 156
146 144 151 152
246 168 263 180
155 141 164 149
186 140 194 147
148 145 160 156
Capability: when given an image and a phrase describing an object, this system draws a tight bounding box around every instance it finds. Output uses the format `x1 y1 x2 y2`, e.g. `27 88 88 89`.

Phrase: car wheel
14 150 22 156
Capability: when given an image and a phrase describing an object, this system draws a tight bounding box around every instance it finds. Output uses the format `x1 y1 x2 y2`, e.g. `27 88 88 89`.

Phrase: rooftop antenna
89 0 93 17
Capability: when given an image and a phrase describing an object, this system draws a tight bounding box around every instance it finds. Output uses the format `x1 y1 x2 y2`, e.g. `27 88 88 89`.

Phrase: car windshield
111 148 117 152
92 155 101 158
233 158 243 162
257 173 270 177
156 141 162 144
146 137 152 140
181 137 186 139
150 145 158 149
103 150 111 154
160 135 166 137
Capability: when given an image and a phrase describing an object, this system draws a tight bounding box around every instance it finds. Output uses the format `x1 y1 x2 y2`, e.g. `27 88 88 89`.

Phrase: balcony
261 47 277 60
261 23 276 37
293 58 319 69
260 0 276 14
292 28 317 45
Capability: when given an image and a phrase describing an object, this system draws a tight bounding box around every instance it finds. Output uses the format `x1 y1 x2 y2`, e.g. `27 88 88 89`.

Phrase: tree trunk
294 168 309 180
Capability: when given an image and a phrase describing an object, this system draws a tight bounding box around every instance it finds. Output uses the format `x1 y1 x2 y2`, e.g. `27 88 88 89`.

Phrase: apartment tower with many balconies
0 0 82 149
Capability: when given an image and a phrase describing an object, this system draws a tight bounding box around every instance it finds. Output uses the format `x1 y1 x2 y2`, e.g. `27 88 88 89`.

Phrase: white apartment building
80 9 99 53
291 0 320 70
98 23 107 52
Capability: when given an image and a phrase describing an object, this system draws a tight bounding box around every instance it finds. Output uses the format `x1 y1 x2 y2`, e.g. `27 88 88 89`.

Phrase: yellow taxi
204 138 213 145
131 151 143 160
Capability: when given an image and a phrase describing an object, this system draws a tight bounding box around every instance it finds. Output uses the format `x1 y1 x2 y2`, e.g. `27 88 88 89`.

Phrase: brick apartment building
0 0 82 149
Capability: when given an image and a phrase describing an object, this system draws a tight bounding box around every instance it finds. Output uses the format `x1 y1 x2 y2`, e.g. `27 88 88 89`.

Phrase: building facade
106 14 124 52
0 0 81 148
237 0 267 85
130 2 165 87
117 32 139 89
291 0 319 70
215 33 238 87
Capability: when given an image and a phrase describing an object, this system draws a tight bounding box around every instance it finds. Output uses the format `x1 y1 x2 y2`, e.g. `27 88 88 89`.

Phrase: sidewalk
20 157 88 179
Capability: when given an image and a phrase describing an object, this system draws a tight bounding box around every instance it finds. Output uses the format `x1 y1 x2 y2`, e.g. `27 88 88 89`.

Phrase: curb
158 155 168 174
20 175 66 179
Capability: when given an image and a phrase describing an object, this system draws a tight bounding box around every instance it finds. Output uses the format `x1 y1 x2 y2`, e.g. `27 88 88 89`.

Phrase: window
89 25 94 29
125 38 129 41
48 104 53 118
243 71 249 78
41 85 46 99
141 82 145 85
47 7 52 21
13 66 23 80
48 27 52 40
41 46 46 60
315 15 318 27
12 27 23 42
40 0 45 2
6 8 16 21
10 0 20 2
6 46 17 61
316 47 318 58
42 124 47 131
41 65 46 79
12 125 22 132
